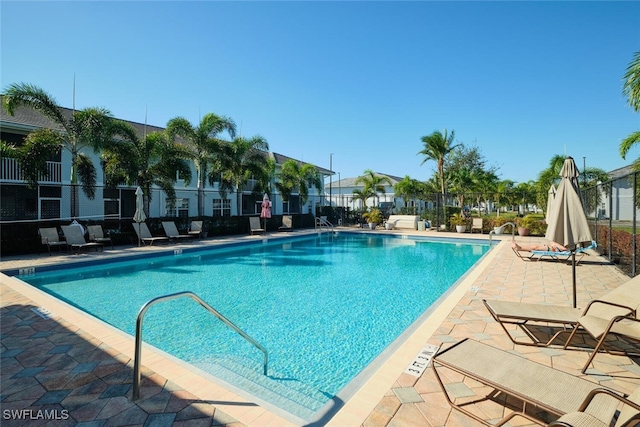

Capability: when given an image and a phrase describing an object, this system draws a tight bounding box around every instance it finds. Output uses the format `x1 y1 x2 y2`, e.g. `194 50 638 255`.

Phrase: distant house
0 99 331 221
596 164 637 221
324 172 433 214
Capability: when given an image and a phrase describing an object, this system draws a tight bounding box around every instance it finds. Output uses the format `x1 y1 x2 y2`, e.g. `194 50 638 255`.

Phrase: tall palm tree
620 51 640 169
166 113 236 217
418 129 459 197
101 121 192 217
274 159 322 214
354 169 392 209
217 135 269 215
3 82 115 218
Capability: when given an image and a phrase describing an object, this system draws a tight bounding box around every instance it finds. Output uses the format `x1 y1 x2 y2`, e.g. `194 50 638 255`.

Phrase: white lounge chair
278 215 293 231
483 273 640 347
249 217 265 235
39 227 68 255
132 222 169 246
432 339 624 426
161 221 193 242
61 225 103 254
188 220 204 239
86 225 113 249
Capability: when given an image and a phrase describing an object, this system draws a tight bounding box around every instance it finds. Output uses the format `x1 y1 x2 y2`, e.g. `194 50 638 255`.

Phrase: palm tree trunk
70 151 79 219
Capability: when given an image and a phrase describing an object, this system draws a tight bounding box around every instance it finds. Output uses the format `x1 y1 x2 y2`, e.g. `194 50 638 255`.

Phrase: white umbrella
133 186 146 246
545 157 593 307
545 184 556 222
260 193 272 232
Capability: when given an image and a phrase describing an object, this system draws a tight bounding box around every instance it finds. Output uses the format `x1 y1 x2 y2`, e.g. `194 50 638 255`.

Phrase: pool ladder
132 291 268 401
315 216 335 232
488 222 516 245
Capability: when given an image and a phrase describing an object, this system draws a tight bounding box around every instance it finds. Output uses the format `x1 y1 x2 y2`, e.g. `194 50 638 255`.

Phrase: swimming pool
15 232 490 422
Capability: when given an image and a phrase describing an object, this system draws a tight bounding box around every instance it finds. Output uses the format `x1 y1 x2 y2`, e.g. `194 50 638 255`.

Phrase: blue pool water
18 232 489 421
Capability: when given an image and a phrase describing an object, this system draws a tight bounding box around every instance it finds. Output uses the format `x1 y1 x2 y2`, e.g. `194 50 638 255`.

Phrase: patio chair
188 220 204 239
249 217 265 235
161 221 193 242
132 222 169 246
39 227 68 255
483 273 640 347
61 225 103 254
470 217 483 233
549 387 640 427
513 240 597 263
86 225 114 249
432 338 623 426
278 215 293 231
564 309 640 373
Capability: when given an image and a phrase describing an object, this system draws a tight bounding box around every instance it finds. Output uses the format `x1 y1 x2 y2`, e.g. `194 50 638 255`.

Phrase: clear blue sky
2 1 638 185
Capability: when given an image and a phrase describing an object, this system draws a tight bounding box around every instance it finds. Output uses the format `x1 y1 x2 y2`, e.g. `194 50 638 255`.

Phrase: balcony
1 158 62 183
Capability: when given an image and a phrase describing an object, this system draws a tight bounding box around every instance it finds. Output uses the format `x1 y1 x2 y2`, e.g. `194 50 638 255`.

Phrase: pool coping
0 229 505 426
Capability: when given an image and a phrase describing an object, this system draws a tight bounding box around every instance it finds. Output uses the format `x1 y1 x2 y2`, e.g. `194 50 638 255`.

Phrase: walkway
1 230 638 426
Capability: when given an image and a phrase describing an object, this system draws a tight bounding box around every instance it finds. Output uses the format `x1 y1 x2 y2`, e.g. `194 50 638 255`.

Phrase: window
212 199 231 216
166 198 189 217
41 199 60 219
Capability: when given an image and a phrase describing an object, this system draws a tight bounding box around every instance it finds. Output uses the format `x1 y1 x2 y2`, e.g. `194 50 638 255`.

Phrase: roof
325 172 403 189
0 95 328 173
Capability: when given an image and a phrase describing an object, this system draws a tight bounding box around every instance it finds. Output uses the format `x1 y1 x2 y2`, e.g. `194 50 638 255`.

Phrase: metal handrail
132 291 268 400
315 217 334 232
488 221 516 245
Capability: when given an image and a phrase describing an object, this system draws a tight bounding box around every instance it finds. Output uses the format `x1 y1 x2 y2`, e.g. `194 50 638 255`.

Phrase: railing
1 158 62 183
488 222 516 245
132 291 268 401
315 216 334 231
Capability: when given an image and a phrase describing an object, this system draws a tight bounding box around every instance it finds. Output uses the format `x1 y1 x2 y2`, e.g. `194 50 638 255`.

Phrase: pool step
194 355 328 421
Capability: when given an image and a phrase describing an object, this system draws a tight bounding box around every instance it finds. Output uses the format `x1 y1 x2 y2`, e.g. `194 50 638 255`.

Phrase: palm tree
620 51 640 169
472 170 499 215
354 169 392 209
418 129 459 197
3 82 116 218
274 159 322 214
217 135 270 215
101 121 192 217
394 176 423 214
166 113 236 217
1 129 63 189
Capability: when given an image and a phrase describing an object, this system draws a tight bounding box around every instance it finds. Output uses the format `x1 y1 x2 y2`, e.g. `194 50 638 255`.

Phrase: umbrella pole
572 251 577 308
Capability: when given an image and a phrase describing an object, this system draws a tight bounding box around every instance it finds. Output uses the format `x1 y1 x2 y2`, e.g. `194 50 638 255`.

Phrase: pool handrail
132 291 269 401
488 222 516 245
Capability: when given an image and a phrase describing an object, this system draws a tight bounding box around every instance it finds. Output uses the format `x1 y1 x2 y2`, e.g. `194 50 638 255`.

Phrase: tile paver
1 230 638 426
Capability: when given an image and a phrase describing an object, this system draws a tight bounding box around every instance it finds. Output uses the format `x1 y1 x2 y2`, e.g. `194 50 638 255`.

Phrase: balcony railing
1 158 62 183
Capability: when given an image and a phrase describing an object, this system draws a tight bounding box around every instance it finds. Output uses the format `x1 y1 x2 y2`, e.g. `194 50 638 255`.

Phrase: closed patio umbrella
546 184 556 222
133 186 146 246
545 157 593 307
260 193 271 231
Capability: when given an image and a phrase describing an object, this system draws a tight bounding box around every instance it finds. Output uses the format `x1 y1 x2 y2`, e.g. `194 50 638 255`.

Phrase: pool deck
1 228 638 426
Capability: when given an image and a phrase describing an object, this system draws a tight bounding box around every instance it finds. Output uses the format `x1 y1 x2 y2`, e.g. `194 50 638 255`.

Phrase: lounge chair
249 217 265 235
549 387 640 427
161 221 193 242
432 339 623 426
188 220 204 239
86 225 114 249
483 273 640 347
39 227 68 254
513 240 597 263
132 222 169 246
278 215 293 231
61 225 103 254
565 310 640 374
470 217 483 233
